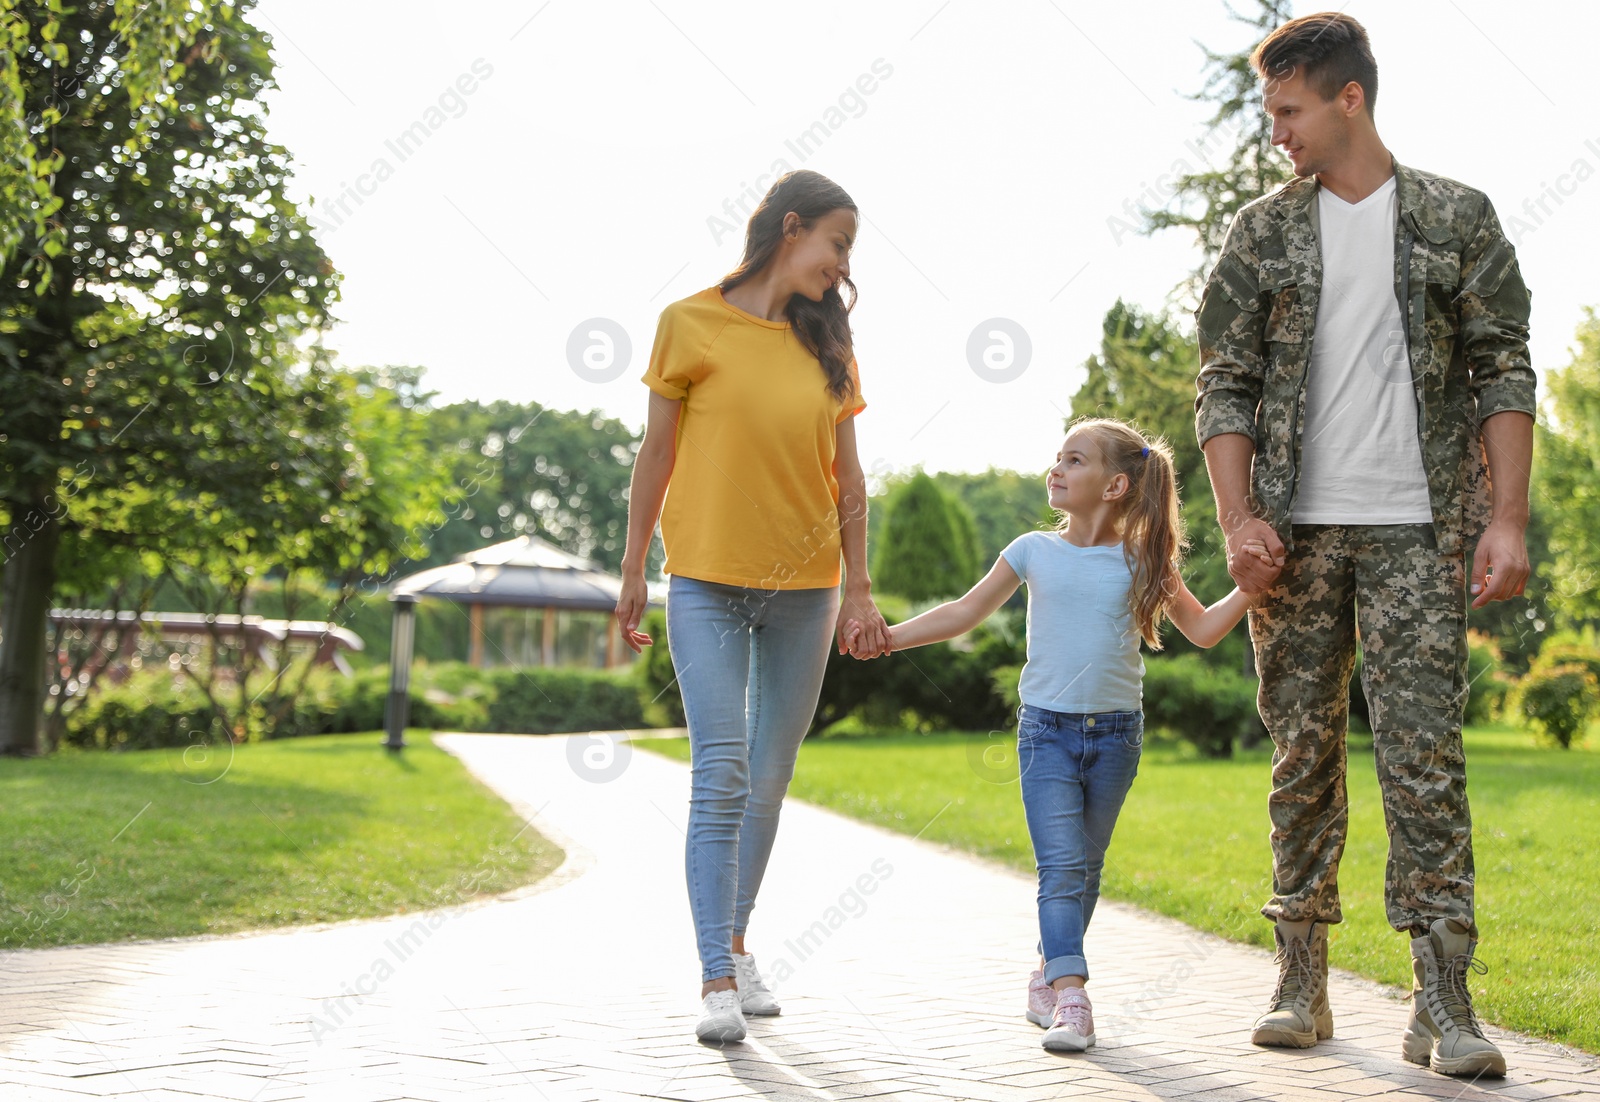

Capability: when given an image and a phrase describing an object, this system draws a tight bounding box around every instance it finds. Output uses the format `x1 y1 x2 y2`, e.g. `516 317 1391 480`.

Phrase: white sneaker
733 952 781 1016
695 989 746 1043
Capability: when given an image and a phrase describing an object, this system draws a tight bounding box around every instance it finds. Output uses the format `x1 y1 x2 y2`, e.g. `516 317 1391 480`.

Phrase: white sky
253 0 1599 482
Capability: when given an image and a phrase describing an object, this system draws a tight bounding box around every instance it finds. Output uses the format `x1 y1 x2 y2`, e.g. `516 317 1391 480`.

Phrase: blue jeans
1017 703 1144 983
666 575 838 983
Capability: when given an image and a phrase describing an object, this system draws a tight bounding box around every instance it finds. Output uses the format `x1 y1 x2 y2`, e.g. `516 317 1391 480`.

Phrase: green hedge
1142 653 1259 758
484 666 643 734
63 672 233 751
633 602 1264 755
635 609 686 728
633 602 1023 735
989 654 1258 760
63 660 648 749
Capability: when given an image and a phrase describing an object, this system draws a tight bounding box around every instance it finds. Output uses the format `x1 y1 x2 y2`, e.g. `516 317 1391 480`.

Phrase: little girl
848 417 1268 1052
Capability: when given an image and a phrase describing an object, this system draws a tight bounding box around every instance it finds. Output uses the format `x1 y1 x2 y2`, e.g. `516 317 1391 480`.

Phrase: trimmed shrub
1531 630 1600 685
988 664 1023 716
63 659 647 748
1463 631 1511 726
635 608 685 728
811 614 1024 734
1513 661 1599 749
63 670 230 751
1142 653 1259 758
485 666 644 734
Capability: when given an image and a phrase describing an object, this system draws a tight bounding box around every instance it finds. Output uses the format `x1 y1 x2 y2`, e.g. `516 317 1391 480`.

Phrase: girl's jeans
666 575 838 984
1017 703 1144 984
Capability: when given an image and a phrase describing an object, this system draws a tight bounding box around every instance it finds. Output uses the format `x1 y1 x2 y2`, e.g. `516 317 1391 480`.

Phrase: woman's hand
615 569 653 653
838 585 890 658
842 618 897 659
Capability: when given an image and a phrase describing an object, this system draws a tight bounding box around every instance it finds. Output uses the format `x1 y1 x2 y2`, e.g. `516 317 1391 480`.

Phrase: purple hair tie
1140 445 1150 458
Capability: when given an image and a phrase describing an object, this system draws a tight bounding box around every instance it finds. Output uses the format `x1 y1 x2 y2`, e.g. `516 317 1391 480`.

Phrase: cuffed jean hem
1044 955 1090 985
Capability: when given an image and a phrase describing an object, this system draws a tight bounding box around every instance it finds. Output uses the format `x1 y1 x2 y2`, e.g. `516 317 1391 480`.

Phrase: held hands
836 584 890 658
842 618 896 659
1238 538 1276 568
1224 513 1286 595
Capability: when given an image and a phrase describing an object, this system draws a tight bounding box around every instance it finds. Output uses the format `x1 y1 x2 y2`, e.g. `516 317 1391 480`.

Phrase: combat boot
1403 918 1506 1077
1251 920 1333 1047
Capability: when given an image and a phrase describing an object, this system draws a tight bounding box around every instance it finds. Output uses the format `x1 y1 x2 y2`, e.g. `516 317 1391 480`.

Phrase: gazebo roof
390 535 622 612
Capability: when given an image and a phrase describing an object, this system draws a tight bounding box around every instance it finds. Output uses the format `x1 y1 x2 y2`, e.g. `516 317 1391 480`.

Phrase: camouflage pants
1248 523 1476 936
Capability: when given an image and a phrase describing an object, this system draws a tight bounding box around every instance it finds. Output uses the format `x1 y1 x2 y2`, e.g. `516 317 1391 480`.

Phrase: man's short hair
1251 12 1378 115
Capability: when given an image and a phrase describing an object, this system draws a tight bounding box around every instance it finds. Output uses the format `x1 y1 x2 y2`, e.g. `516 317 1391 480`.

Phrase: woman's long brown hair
719 170 858 402
1059 417 1188 649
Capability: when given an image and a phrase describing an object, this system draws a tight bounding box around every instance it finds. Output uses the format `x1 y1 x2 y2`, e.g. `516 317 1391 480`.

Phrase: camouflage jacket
1194 160 1535 555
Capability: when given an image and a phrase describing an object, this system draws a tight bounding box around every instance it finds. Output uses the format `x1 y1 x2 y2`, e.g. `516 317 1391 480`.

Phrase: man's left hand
1470 519 1531 610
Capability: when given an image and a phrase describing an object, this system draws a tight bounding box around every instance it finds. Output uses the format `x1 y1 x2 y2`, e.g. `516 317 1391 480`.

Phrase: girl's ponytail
1123 438 1185 649
1065 419 1187 648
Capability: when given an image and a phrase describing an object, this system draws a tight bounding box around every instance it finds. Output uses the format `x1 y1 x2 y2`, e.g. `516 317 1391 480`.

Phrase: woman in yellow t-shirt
616 169 890 1044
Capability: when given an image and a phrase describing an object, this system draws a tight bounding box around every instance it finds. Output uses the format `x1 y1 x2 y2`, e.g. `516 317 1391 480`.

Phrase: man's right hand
1223 512 1286 594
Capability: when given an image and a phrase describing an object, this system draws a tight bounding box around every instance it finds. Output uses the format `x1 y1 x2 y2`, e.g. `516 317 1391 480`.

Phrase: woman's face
783 207 856 301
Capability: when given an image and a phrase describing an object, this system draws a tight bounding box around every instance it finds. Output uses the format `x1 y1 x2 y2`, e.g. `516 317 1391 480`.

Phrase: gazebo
380 535 641 747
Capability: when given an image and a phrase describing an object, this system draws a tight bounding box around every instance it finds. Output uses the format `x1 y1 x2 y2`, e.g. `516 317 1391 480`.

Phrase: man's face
1262 68 1351 178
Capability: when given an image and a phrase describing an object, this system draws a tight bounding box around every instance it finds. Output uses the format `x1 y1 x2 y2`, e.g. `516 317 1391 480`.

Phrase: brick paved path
0 731 1594 1101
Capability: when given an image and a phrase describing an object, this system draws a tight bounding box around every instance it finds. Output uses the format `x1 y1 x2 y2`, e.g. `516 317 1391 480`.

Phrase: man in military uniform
1194 12 1534 1078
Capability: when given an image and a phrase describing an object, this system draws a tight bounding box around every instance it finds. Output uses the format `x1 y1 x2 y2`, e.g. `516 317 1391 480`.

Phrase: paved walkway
0 732 1595 1102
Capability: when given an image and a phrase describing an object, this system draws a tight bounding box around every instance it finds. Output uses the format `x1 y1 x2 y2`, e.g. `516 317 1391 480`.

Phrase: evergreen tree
1533 310 1600 631
1142 0 1293 298
873 472 977 602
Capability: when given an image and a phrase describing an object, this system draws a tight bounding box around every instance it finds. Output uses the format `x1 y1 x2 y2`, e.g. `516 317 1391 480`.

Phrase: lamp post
383 593 417 751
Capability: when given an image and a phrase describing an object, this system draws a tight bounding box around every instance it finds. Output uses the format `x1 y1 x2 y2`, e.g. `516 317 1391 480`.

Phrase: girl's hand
1240 538 1276 566
615 570 653 653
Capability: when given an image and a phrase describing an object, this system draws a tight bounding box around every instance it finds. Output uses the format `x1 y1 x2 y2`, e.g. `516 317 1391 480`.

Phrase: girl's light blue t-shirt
1000 530 1143 713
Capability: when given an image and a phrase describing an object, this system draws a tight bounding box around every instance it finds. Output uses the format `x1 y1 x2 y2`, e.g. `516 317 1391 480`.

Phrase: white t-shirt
1292 175 1433 524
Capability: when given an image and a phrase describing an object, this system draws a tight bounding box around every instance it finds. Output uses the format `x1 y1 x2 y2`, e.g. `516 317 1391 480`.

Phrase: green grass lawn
645 723 1599 1053
0 732 562 950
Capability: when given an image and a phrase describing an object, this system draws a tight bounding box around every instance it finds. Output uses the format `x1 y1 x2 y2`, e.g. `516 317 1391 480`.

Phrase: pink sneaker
1042 987 1095 1052
1026 970 1055 1028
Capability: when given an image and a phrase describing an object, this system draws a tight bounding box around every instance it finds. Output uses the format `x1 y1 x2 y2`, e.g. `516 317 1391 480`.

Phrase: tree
1535 309 1600 629
38 361 458 746
930 469 1055 569
0 1 338 754
2 0 206 267
873 472 978 602
419 399 643 574
1141 0 1293 299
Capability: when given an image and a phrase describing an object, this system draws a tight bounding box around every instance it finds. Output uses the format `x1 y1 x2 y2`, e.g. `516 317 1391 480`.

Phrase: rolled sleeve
641 304 702 402
1457 198 1536 420
642 372 687 401
834 358 866 423
1194 224 1268 449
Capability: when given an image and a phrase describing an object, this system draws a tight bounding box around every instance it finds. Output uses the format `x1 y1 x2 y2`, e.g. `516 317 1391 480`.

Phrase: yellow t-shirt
642 286 866 590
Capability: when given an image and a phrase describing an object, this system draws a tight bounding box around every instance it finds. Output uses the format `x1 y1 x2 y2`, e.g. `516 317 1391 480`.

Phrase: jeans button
1086 717 1095 728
